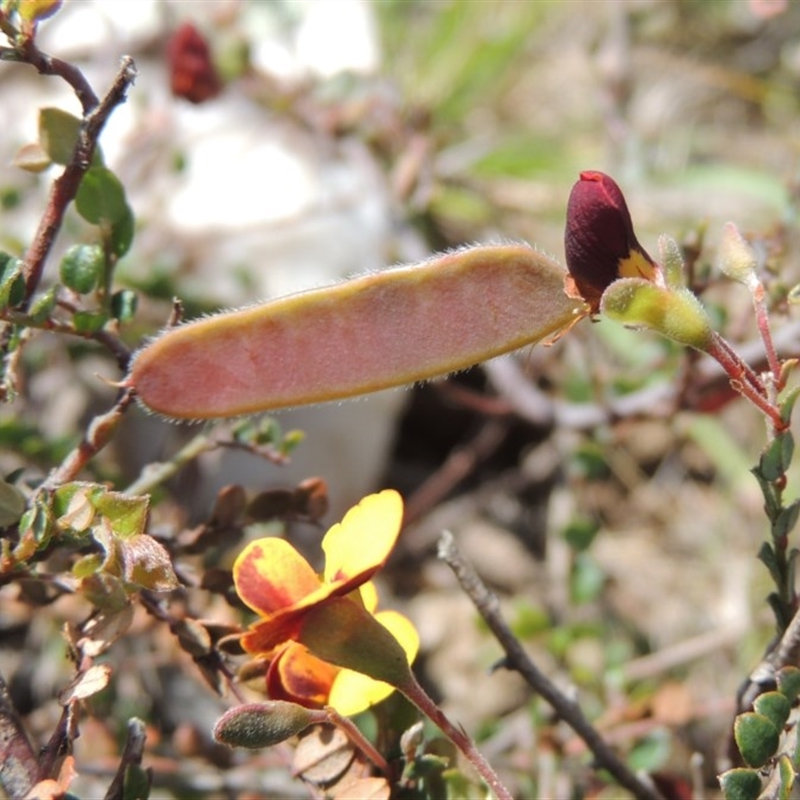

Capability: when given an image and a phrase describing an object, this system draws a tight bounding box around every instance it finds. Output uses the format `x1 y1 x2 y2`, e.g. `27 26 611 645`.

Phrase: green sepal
298 597 414 690
39 107 80 166
600 279 713 351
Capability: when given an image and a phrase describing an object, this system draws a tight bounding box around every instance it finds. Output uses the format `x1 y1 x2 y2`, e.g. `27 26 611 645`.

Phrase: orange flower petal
267 643 339 708
240 612 306 655
322 490 403 588
233 537 322 617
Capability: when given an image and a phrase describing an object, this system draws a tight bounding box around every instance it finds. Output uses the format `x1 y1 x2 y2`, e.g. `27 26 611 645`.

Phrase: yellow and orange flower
233 490 419 716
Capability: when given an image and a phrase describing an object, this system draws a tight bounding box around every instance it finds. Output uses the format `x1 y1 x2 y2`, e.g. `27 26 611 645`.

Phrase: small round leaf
718 767 762 800
111 290 138 324
778 666 800 703
60 244 104 294
76 167 127 225
753 691 791 731
734 712 780 768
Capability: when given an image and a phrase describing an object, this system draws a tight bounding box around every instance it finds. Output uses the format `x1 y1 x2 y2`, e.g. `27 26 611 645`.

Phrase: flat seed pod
128 244 582 419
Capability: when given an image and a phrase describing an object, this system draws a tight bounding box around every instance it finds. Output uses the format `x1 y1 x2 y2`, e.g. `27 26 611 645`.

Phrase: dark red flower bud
167 23 222 105
564 171 658 311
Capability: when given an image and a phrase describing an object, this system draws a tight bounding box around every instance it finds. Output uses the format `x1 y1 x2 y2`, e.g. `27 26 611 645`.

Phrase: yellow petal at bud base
600 279 713 352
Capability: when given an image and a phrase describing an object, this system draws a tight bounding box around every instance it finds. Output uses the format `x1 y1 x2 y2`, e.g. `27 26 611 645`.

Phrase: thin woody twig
103 718 149 800
42 387 135 490
21 56 138 303
438 531 664 800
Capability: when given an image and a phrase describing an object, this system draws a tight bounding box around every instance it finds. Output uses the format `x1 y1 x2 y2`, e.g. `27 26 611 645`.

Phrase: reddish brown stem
752 282 783 391
399 675 513 800
325 707 391 775
42 387 135 489
706 333 785 430
21 56 137 304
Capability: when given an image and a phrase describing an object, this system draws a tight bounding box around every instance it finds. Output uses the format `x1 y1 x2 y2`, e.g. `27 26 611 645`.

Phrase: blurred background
2 0 800 796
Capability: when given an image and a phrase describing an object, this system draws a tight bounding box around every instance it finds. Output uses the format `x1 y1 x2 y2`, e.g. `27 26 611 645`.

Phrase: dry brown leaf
58 664 112 704
293 724 355 785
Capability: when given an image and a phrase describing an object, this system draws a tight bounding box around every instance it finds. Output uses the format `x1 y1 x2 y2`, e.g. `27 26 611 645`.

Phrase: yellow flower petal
322 490 403 585
374 610 420 664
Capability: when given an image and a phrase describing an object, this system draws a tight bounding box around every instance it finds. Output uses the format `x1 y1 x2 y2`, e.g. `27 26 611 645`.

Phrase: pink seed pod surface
128 244 582 419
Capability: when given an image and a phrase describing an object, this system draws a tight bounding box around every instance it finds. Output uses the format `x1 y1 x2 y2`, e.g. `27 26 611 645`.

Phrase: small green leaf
753 691 791 731
111 289 138 324
718 767 762 800
93 491 149 539
110 204 135 257
734 712 780 767
777 666 800 703
122 763 150 800
73 553 104 579
767 592 790 631
29 286 58 324
570 552 605 604
76 166 127 225
775 500 800 541
758 543 781 585
562 516 600 552
73 310 108 334
39 107 81 166
760 436 787 482
780 432 795 472
780 386 800 426
751 467 781 518
0 253 26 309
213 702 314 749
777 754 794 800
60 243 104 294
0 479 26 527
15 500 55 559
